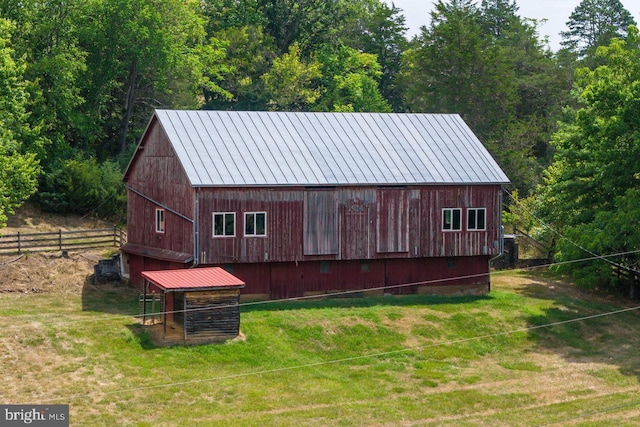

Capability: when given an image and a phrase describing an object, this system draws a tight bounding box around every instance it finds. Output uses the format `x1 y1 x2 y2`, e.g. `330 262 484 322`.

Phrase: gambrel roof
131 109 509 187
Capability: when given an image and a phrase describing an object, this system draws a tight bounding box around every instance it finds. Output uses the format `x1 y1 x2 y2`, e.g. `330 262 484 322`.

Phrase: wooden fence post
17 231 21 253
58 229 62 251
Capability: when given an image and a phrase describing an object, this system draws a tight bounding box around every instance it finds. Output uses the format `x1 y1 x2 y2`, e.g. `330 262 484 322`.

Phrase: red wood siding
198 189 304 264
377 189 409 253
196 185 501 264
383 256 490 295
125 120 194 256
304 190 338 255
224 257 489 297
337 188 376 260
419 185 501 258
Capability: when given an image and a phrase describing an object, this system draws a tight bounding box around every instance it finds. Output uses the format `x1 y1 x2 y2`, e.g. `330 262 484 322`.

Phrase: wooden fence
0 227 126 254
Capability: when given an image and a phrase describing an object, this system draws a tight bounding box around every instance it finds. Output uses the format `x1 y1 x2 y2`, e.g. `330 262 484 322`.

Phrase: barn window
245 212 266 236
213 212 235 237
360 260 370 272
442 208 462 231
155 209 165 233
467 208 486 231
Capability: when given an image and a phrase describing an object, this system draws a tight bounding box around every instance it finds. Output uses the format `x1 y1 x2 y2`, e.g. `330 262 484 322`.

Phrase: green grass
1 272 640 425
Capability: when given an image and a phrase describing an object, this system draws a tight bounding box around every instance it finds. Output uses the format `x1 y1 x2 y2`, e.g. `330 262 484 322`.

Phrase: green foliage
402 0 565 194
561 0 636 59
344 0 408 111
203 25 275 110
316 44 391 112
540 27 640 290
78 0 223 156
0 18 41 227
552 188 640 290
257 0 346 55
0 0 87 168
261 42 323 111
37 157 126 221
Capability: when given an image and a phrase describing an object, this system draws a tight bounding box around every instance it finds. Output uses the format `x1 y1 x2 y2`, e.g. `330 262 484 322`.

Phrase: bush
37 157 126 222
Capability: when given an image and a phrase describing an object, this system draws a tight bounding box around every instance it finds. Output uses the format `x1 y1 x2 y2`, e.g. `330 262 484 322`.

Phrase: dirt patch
492 270 630 306
0 251 104 293
0 204 120 294
2 202 112 233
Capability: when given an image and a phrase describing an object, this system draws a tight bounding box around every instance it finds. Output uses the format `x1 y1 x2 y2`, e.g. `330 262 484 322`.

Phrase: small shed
141 267 245 343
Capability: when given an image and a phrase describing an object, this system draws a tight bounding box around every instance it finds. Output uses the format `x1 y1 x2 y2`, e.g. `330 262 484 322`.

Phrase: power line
535 398 640 426
32 303 640 405
1 249 638 333
3 249 640 332
504 188 640 275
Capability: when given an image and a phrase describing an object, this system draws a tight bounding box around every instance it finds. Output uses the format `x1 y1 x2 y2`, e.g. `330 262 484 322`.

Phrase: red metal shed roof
141 267 245 291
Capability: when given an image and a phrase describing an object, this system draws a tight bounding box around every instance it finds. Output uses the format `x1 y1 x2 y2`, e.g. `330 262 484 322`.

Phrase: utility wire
504 188 640 275
33 303 640 405
2 249 640 333
535 398 640 426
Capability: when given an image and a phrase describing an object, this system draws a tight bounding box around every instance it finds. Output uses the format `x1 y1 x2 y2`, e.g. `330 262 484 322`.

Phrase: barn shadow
516 273 640 381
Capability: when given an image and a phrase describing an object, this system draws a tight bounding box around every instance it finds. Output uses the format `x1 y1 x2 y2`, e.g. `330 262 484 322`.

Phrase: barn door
377 189 409 253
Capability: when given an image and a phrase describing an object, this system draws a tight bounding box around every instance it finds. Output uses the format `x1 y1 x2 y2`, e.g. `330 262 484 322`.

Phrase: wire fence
0 226 126 254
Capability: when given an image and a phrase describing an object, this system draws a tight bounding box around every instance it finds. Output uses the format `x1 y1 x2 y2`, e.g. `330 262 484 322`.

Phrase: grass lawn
1 269 640 426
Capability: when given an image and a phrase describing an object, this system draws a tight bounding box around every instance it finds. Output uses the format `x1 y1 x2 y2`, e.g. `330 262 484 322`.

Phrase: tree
561 0 636 59
0 19 41 227
403 0 517 136
256 0 346 55
0 0 87 166
346 1 408 111
79 0 227 157
539 26 640 289
403 0 569 194
261 43 322 110
203 26 276 111
315 44 390 112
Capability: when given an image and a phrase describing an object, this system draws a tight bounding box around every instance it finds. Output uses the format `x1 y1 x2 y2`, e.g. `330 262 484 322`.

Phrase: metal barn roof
152 110 509 187
141 267 245 291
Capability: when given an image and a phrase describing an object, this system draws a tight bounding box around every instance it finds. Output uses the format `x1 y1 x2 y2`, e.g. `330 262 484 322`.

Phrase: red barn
121 110 509 299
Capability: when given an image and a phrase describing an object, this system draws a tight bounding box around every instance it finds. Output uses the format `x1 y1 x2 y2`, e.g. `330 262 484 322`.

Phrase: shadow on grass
517 271 640 380
241 292 492 313
126 324 157 350
81 276 139 315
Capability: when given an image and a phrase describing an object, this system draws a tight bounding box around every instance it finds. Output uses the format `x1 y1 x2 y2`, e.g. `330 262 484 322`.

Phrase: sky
384 0 640 51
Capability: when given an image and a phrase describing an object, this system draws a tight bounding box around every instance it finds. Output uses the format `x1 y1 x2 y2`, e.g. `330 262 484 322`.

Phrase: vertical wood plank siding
197 185 501 264
126 121 194 255
304 191 338 255
232 256 490 297
377 189 409 253
124 112 506 297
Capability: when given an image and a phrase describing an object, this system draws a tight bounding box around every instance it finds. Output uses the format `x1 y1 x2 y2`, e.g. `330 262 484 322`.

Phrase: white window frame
244 212 267 237
467 208 486 231
213 212 236 237
442 208 462 231
155 209 165 233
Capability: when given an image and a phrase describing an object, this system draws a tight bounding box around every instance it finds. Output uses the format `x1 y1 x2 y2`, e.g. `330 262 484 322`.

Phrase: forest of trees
1 0 638 292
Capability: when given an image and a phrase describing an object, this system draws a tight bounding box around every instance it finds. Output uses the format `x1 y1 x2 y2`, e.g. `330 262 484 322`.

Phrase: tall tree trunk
119 60 139 155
